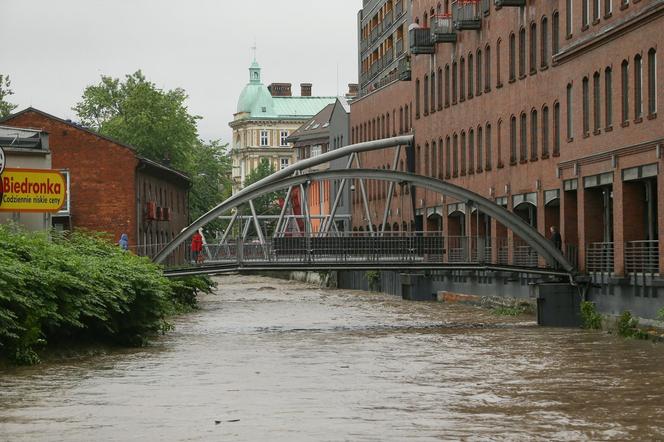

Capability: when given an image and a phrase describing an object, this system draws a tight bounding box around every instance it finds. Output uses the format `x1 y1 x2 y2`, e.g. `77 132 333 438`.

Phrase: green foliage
243 158 284 215
580 301 603 330
658 308 664 322
492 304 532 316
168 275 216 312
0 74 18 118
616 311 649 339
0 226 208 365
365 271 380 291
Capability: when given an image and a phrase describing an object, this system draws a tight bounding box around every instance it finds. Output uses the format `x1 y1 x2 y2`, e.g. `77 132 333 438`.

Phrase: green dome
236 59 275 116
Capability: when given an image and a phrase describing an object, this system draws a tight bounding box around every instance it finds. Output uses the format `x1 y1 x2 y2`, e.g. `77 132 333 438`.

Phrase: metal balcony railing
586 242 614 273
385 49 394 65
513 238 538 267
385 9 394 27
452 0 481 30
398 56 411 80
395 0 403 17
497 238 509 265
431 14 457 43
396 38 404 55
409 28 435 54
360 38 368 53
625 240 660 274
495 0 525 7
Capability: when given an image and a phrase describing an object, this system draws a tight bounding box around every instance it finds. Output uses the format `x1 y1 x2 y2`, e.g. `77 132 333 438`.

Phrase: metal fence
586 242 614 273
625 240 660 274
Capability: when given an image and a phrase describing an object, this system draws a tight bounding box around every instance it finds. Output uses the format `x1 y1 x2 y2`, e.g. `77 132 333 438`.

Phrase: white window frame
280 130 289 146
310 145 322 157
260 130 269 147
280 158 289 170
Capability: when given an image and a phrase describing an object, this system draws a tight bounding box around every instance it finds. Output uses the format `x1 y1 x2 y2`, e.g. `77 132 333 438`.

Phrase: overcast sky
0 0 360 144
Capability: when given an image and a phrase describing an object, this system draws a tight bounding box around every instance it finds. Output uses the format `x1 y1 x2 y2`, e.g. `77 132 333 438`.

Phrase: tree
0 74 18 118
73 71 200 172
243 158 285 218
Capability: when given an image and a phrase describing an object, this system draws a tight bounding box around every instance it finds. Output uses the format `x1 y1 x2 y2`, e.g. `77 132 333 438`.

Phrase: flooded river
1 275 664 441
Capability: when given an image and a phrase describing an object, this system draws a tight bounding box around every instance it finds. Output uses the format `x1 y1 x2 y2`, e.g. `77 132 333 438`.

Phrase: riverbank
0 225 214 366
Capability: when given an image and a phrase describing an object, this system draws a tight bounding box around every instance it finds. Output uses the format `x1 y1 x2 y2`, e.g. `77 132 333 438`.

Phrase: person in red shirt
191 230 204 264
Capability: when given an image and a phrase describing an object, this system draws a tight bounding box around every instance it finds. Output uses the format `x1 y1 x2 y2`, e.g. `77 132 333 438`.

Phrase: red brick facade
351 0 664 275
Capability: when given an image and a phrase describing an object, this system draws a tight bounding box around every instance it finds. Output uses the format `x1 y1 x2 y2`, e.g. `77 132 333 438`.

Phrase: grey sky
0 0 360 144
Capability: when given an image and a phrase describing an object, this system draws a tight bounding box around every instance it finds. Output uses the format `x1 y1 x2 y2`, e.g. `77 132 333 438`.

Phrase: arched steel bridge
155 135 574 280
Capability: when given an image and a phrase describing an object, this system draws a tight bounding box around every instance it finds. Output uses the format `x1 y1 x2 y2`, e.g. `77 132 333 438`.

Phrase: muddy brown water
1 275 664 441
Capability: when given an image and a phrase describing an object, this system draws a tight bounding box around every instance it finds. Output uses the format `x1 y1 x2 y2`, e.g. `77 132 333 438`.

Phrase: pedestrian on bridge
118 233 129 252
549 226 562 251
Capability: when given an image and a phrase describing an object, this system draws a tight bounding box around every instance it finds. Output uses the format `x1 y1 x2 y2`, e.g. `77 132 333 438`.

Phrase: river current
1 275 664 441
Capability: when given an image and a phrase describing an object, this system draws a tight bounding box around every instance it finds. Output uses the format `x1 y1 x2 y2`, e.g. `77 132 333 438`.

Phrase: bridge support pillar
400 273 435 301
532 283 581 327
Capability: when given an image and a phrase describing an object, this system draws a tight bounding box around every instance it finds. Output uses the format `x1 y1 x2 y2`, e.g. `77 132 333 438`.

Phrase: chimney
268 83 292 97
300 83 312 97
346 83 359 98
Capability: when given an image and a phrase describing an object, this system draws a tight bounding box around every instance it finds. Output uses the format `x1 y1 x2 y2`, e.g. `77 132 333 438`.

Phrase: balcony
452 0 481 30
586 242 614 273
385 49 394 65
395 0 403 17
396 38 404 55
398 56 411 81
360 38 368 53
385 9 394 27
370 26 378 43
625 240 660 274
494 0 525 6
409 28 435 55
431 14 457 43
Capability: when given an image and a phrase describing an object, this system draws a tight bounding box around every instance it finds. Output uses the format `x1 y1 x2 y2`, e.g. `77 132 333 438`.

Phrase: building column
613 178 626 276
659 171 664 274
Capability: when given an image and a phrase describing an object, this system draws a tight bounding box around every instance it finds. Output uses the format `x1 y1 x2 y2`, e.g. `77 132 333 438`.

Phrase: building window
567 83 574 139
583 0 589 28
605 0 612 17
530 23 537 74
424 75 430 115
510 115 517 164
554 102 561 155
582 76 590 136
430 141 437 177
520 112 527 162
460 131 467 175
509 33 516 81
311 145 322 157
593 0 600 22
485 45 491 91
468 129 475 173
430 71 436 112
452 61 458 104
531 109 538 160
485 123 493 170
416 79 421 119
621 59 629 123
552 12 560 55
496 39 502 86
260 130 269 146
605 67 613 128
496 119 503 167
468 53 474 97
399 107 404 133
542 106 550 157
438 68 444 110
648 48 657 116
424 143 430 175
460 57 466 101
476 49 483 95
453 133 459 177
634 54 643 120
593 72 601 132
280 158 289 170
444 64 450 107
519 27 526 78
280 130 289 146
566 0 573 37
477 125 484 172
445 136 451 178
541 17 549 68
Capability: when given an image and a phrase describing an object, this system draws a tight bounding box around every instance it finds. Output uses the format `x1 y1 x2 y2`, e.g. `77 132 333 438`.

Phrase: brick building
1 108 191 260
350 0 663 280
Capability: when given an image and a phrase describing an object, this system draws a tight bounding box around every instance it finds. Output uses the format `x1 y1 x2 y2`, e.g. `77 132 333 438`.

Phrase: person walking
191 230 204 264
549 226 562 251
118 233 129 251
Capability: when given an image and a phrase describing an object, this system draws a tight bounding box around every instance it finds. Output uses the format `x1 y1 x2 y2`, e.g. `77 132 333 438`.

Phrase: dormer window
262 107 267 113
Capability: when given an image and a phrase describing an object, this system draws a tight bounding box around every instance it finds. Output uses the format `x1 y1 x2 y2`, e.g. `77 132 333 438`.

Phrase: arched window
399 107 404 134
542 105 550 158
452 133 459 177
519 27 526 78
496 38 502 86
423 75 429 116
582 76 590 136
416 145 421 175
486 123 493 170
604 67 613 129
438 138 444 178
460 57 466 101
520 112 527 162
452 60 458 104
530 109 538 160
593 0 600 22
445 136 451 178
530 23 537 74
437 67 443 110
424 143 430 176
566 0 573 37
621 60 629 123
485 45 491 91
444 64 450 107
468 129 475 173
554 102 561 156
460 131 467 175
430 140 437 177
648 48 657 116
509 33 516 81
510 115 517 164
430 70 436 113
593 72 601 132
477 49 483 94
567 82 574 139
468 53 474 97
582 0 589 28
634 54 643 120
552 11 560 55
416 79 421 119
477 125 484 172
541 17 549 68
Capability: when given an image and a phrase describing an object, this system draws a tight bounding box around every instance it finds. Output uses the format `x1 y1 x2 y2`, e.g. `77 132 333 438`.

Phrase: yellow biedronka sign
0 168 67 212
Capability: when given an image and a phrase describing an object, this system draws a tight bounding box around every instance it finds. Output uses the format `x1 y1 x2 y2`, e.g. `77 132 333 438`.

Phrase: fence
625 240 659 274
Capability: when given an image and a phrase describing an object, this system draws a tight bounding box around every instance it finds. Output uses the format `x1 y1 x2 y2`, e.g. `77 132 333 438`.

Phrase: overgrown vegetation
365 271 380 291
580 301 603 330
0 226 215 365
658 308 664 322
491 303 533 317
616 311 649 340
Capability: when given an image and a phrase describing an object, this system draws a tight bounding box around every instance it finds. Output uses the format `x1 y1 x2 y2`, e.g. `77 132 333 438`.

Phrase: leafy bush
658 308 664 322
365 271 380 291
616 311 648 339
169 275 216 312
580 301 602 330
0 226 209 365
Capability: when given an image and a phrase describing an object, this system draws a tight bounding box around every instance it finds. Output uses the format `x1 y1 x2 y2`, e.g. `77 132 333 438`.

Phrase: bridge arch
155 167 573 273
